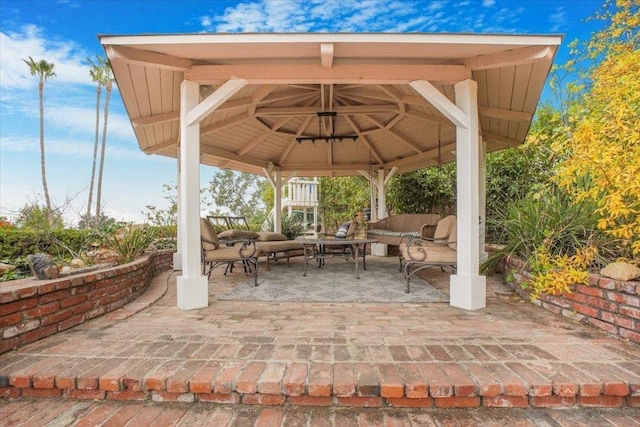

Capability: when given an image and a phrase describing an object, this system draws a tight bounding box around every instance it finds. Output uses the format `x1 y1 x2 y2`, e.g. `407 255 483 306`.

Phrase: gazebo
101 33 560 311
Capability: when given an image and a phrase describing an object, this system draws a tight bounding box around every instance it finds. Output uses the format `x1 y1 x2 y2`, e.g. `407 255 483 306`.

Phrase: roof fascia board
100 33 563 47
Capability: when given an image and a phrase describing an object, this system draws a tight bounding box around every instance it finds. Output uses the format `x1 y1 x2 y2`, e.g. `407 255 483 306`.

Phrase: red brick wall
503 255 640 344
0 250 173 354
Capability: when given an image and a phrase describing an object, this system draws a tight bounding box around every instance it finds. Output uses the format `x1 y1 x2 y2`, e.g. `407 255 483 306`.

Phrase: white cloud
202 0 530 34
549 7 566 32
0 24 93 90
0 134 147 161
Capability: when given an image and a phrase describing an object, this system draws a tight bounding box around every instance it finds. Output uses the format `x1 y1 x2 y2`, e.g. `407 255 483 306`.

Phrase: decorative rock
87 249 119 264
60 266 72 275
0 263 16 274
70 258 85 268
600 261 640 282
27 253 60 280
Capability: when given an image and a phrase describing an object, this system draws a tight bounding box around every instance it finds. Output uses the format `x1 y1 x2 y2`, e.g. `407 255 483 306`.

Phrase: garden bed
503 255 640 345
0 250 174 354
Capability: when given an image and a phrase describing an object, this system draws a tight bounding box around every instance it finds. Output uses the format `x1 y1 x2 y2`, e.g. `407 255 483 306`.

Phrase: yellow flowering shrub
526 245 597 300
552 1 640 257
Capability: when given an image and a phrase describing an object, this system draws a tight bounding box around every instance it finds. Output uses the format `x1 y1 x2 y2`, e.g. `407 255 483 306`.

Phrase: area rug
218 260 449 303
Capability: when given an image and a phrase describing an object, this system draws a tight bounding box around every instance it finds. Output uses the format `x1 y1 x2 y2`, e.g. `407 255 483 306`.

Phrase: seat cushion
369 229 419 237
256 241 304 254
256 232 289 241
204 245 257 262
402 244 456 264
218 229 259 239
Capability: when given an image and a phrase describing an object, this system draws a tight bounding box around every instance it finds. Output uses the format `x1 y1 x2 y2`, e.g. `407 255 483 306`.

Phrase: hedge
0 228 94 260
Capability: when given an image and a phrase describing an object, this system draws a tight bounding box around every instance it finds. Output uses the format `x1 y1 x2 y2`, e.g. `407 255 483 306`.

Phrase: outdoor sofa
366 213 441 246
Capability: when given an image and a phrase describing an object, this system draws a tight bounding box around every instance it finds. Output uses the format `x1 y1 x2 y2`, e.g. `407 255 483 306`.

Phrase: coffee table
297 238 378 279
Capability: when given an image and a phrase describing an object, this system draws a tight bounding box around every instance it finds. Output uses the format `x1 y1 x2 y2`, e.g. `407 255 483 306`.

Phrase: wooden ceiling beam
132 111 179 128
105 45 193 71
200 145 268 169
366 115 423 154
482 132 521 148
185 63 471 85
479 106 531 122
465 46 554 71
201 114 250 135
143 138 177 154
255 104 398 116
343 115 384 165
405 109 453 126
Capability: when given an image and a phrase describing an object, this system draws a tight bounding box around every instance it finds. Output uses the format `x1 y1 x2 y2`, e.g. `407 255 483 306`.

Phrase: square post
176 80 208 310
450 79 486 310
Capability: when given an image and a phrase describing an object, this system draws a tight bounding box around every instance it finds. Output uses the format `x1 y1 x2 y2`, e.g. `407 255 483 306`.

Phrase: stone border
503 255 640 344
0 250 174 354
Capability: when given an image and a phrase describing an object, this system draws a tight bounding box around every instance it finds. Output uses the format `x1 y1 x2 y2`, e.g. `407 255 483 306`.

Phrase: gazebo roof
101 33 561 177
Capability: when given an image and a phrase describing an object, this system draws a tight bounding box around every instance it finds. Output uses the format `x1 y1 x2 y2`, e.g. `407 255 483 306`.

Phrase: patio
1 256 639 409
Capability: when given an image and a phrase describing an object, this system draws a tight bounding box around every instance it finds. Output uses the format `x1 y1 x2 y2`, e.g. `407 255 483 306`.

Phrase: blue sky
0 0 604 225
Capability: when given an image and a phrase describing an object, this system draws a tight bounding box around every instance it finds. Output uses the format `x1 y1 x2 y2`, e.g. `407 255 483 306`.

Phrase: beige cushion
200 218 220 251
433 215 456 240
256 232 289 241
218 229 259 239
257 241 304 254
402 244 456 264
203 245 257 261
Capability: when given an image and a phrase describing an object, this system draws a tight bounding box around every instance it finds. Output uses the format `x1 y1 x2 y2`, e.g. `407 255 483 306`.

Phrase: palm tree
85 56 106 226
23 56 56 218
95 58 114 225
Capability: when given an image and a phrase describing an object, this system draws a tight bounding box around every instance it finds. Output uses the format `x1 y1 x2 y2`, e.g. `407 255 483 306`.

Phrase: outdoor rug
218 260 449 303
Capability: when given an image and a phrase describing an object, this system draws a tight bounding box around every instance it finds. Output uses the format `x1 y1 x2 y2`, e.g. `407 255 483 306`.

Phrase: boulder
0 263 16 274
27 253 60 280
600 261 640 282
70 258 85 268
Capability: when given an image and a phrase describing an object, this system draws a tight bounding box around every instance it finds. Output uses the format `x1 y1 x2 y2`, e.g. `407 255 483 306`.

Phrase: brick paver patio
1 256 639 416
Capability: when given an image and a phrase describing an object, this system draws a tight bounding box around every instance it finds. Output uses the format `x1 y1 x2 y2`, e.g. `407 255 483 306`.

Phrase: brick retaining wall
0 250 174 354
503 255 640 344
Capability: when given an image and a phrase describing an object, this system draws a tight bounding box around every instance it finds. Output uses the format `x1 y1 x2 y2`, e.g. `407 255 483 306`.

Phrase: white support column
274 171 282 233
173 150 182 271
450 79 486 310
377 169 386 220
479 137 488 262
371 169 388 256
177 80 208 310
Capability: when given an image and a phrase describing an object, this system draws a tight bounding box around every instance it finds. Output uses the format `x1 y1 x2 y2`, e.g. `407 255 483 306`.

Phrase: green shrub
482 185 621 278
264 215 304 240
101 225 156 263
0 228 93 260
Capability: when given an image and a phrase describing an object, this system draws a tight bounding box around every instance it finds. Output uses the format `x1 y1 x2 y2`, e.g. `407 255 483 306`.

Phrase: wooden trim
105 45 193 71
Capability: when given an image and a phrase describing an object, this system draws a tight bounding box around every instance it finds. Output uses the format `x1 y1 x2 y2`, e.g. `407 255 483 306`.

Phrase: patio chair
400 217 457 293
200 217 259 286
226 216 251 231
315 219 359 266
398 215 456 272
206 215 231 234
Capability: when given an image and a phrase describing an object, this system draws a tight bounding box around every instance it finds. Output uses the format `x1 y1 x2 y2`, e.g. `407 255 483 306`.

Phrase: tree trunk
39 80 52 221
86 85 101 226
95 83 111 225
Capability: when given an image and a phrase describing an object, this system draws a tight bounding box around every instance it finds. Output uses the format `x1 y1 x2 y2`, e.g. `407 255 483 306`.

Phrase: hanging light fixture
296 111 358 145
